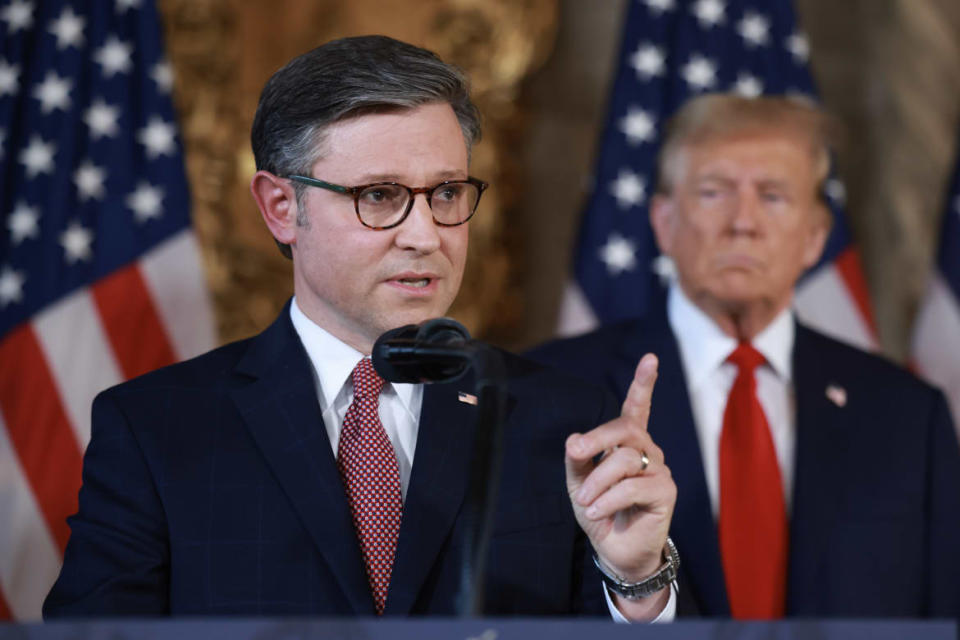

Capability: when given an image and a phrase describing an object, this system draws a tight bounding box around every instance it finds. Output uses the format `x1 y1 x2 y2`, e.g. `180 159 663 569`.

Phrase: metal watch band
593 537 680 600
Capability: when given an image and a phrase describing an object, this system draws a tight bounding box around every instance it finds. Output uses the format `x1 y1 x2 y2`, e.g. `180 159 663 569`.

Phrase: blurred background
158 0 960 359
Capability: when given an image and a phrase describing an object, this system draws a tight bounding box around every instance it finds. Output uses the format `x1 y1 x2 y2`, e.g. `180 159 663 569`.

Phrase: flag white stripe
0 414 63 621
139 231 216 361
794 265 877 352
912 274 960 432
556 281 601 337
33 289 123 450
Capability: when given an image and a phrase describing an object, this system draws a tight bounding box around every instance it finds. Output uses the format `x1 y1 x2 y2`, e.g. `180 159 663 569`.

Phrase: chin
382 308 450 332
711 273 765 297
705 285 764 311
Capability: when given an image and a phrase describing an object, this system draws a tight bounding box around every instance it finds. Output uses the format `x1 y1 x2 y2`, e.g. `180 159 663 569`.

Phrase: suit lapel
626 314 730 616
787 323 848 613
229 305 372 614
384 371 484 614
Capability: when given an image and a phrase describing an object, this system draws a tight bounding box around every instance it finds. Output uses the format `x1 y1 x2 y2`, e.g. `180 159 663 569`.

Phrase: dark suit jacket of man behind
43 302 616 616
531 300 960 618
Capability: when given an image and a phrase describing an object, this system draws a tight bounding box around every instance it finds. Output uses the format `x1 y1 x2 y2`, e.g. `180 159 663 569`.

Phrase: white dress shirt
667 284 797 515
289 298 675 622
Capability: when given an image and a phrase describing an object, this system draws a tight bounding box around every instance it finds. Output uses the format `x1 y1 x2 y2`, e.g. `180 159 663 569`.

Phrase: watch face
593 538 680 600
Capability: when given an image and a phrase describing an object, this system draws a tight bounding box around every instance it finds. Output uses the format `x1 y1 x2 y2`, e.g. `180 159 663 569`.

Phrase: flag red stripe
0 326 83 552
0 587 12 620
834 247 878 336
91 264 177 380
0 589 13 620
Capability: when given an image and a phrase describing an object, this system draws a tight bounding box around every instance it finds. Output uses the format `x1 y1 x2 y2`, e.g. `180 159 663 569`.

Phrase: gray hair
250 35 482 258
656 93 837 199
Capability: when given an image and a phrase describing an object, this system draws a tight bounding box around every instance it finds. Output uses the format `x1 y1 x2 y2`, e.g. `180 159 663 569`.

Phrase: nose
394 193 442 254
728 190 762 235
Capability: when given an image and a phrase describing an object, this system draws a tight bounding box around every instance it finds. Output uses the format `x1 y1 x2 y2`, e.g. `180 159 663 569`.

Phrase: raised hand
565 354 677 617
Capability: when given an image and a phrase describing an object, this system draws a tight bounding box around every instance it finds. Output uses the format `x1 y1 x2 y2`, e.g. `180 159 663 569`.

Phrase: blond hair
655 93 839 198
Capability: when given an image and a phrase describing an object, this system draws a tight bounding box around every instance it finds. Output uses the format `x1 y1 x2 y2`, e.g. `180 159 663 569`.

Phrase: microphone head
372 318 472 383
415 317 470 346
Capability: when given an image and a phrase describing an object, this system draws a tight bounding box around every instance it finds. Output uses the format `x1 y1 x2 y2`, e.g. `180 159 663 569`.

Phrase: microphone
371 317 474 383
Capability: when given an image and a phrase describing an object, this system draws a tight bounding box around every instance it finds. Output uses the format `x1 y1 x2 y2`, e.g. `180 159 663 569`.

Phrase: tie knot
352 357 385 399
727 342 765 373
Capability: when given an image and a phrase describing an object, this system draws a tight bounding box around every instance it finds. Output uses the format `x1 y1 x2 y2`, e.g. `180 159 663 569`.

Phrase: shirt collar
667 284 794 385
753 302 794 382
289 297 418 412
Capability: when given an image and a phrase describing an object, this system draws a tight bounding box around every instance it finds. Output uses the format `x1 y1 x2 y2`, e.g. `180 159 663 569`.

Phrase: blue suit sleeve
43 389 170 617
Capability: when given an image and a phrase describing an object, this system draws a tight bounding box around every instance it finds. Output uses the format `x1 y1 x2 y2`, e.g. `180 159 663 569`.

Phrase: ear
800 203 831 269
649 193 675 255
250 170 298 247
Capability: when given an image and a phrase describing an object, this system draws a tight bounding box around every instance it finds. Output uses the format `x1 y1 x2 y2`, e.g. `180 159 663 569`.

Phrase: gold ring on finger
639 449 650 473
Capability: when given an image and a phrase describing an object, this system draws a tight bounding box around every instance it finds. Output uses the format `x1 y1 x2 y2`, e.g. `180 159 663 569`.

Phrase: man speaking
532 94 960 618
44 36 677 620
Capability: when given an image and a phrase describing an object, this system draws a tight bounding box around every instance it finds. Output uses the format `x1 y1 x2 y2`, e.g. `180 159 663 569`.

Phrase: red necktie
337 357 403 615
718 343 788 619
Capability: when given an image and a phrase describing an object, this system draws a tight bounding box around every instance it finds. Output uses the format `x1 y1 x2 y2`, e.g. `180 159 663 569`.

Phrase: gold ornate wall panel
157 0 558 346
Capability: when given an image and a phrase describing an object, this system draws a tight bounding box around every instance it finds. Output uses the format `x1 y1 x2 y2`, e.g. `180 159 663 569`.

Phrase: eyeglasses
286 175 488 230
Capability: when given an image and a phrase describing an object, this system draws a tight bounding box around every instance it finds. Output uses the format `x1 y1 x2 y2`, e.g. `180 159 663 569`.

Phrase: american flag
557 0 878 353
912 140 960 433
0 0 214 620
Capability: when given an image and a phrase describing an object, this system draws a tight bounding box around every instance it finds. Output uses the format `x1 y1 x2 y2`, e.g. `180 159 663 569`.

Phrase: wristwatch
593 537 680 600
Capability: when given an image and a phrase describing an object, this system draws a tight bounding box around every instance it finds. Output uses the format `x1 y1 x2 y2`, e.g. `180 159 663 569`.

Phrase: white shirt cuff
603 581 678 623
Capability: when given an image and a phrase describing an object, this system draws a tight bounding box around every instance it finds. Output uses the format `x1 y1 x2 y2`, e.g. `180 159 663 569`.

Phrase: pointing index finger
620 353 658 429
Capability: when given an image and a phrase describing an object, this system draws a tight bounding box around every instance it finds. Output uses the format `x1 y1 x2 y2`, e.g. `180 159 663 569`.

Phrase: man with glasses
45 36 678 620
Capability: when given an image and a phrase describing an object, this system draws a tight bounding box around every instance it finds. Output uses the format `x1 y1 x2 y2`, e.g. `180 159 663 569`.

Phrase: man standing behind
533 95 960 618
44 36 677 620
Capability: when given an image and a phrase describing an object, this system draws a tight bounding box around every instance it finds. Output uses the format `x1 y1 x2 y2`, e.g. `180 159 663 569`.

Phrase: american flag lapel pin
825 384 847 408
458 392 478 406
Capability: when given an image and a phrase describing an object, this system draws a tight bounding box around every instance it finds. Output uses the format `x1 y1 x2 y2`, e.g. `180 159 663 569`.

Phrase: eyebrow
693 173 735 186
755 178 791 191
694 174 793 191
351 169 467 184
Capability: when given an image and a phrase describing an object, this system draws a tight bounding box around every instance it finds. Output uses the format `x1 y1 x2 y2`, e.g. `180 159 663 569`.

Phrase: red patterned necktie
337 357 403 615
718 343 788 619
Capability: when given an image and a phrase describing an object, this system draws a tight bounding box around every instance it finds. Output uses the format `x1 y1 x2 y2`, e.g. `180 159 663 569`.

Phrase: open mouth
395 277 431 288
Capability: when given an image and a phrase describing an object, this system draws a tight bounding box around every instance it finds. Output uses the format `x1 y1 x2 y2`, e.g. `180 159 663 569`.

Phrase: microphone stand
371 323 507 616
455 346 506 617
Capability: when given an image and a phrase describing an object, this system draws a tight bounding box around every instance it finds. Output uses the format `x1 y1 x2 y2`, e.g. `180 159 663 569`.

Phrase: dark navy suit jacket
44 305 616 617
530 306 960 618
